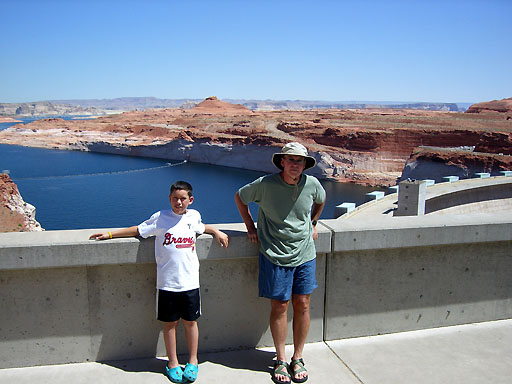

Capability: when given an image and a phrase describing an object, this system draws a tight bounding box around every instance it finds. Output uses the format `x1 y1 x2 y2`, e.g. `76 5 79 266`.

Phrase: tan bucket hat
272 142 316 171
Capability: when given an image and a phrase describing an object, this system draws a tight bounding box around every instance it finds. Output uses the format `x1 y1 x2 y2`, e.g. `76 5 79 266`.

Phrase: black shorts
156 288 201 322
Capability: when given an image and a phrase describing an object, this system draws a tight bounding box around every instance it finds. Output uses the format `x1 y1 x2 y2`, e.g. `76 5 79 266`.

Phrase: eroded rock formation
465 97 512 119
0 174 43 232
401 147 512 182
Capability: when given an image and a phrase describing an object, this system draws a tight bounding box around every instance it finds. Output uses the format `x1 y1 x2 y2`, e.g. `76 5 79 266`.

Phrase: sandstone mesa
465 97 512 118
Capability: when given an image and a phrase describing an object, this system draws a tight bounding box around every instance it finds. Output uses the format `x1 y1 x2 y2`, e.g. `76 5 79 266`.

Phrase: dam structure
0 173 511 383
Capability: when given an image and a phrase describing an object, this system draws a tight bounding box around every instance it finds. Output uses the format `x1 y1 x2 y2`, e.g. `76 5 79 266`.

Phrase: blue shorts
258 253 318 301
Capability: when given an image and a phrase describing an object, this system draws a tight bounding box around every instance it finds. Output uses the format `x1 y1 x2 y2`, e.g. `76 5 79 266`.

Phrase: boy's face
169 189 194 215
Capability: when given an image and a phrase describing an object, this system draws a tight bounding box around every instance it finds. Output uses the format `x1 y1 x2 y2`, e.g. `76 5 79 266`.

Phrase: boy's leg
182 319 199 365
163 320 180 368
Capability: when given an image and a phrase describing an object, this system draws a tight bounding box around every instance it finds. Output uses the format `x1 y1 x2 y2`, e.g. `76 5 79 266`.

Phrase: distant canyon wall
0 102 105 117
83 139 384 182
83 128 512 186
0 98 467 117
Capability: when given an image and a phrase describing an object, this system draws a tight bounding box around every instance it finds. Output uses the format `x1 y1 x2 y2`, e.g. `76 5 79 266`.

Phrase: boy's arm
89 226 140 240
204 224 229 248
234 192 258 243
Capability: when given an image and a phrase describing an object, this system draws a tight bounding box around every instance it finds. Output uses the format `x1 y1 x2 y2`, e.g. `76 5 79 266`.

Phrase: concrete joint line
322 253 331 342
318 220 336 343
85 265 95 361
320 221 365 384
324 341 365 384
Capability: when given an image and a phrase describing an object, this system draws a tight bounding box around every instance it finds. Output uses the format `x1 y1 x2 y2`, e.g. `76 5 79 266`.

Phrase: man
235 142 326 384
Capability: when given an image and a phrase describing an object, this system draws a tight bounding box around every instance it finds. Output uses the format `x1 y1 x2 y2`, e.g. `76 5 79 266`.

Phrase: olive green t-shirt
238 173 326 267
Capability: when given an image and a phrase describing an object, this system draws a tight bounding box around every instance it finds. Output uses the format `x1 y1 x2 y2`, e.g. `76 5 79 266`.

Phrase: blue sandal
183 362 199 382
165 365 185 383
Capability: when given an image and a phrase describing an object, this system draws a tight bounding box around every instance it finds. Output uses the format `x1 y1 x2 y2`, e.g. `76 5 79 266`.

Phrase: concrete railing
1 215 512 369
321 214 512 340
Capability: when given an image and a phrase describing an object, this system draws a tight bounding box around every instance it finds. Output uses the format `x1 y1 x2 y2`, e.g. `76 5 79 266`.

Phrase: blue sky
1 0 510 104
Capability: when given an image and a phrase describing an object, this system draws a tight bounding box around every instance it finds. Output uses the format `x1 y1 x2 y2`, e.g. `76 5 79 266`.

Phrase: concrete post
388 185 399 195
394 180 427 216
443 176 459 183
365 191 385 202
334 202 355 218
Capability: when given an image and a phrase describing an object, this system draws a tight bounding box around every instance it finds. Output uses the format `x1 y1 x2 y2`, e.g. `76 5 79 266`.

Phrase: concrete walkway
1 319 511 384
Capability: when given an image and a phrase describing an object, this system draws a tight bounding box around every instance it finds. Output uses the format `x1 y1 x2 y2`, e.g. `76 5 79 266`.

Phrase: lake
0 117 380 230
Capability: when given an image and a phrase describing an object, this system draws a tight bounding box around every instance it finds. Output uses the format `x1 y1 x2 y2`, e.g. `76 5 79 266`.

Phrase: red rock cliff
465 97 512 119
0 174 43 232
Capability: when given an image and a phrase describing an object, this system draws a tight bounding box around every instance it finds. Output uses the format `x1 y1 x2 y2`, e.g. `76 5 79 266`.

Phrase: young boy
89 180 229 383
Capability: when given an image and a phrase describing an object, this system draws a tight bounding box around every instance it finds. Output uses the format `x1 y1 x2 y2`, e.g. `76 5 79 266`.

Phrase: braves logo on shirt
162 232 195 249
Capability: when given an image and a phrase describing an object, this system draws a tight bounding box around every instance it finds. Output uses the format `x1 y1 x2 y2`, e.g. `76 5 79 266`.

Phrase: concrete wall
426 181 512 213
0 225 329 369
1 215 511 369
321 214 512 340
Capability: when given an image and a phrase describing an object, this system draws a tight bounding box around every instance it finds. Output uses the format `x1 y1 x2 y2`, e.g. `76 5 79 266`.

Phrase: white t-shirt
138 209 205 292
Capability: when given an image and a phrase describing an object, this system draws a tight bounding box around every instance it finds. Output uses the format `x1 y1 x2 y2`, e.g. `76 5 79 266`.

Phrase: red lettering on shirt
163 232 195 248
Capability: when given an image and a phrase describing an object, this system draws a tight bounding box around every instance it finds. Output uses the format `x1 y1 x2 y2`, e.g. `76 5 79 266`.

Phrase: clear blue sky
1 0 510 104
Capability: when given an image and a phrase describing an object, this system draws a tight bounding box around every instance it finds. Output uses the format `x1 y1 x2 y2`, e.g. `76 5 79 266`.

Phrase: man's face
281 155 306 179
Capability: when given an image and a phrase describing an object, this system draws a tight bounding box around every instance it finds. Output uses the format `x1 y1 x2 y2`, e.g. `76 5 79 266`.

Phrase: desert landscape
1 96 511 184
1 96 511 232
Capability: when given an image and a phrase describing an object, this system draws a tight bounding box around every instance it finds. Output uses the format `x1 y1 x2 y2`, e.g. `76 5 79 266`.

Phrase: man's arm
310 201 325 241
234 192 258 243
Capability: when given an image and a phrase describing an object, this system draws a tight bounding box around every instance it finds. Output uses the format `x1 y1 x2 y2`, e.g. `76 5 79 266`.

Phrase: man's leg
162 320 180 368
270 299 290 382
291 293 311 381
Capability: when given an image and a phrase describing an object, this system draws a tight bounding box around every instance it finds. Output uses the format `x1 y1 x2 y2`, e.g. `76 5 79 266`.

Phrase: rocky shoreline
0 174 42 232
0 117 22 123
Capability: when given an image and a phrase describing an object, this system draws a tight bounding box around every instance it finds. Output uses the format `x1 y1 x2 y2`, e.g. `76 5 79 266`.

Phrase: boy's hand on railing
89 232 111 240
215 231 229 248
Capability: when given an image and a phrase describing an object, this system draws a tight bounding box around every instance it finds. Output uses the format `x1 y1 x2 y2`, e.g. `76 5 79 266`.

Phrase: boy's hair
170 181 193 197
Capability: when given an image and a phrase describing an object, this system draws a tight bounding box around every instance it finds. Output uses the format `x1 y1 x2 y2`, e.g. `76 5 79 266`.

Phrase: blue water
0 118 379 230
